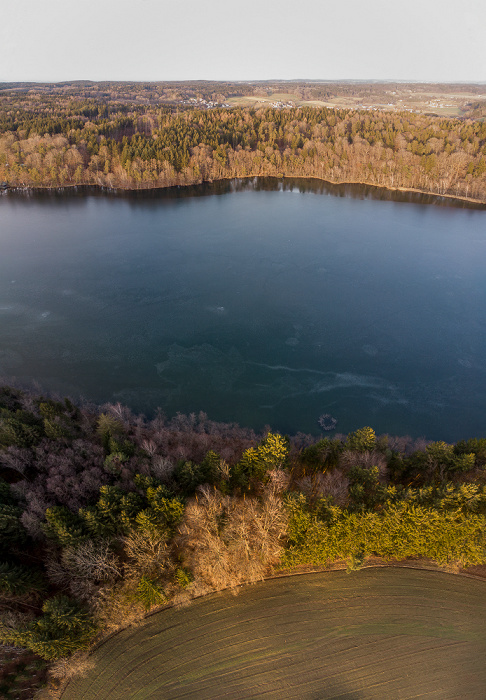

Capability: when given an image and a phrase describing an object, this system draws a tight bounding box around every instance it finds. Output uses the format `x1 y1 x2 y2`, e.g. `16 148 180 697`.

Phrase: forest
1 82 486 203
0 385 485 696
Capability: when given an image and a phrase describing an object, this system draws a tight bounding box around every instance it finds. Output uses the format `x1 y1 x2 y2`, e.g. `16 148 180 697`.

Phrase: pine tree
0 596 97 661
135 576 167 611
0 562 45 597
345 427 376 452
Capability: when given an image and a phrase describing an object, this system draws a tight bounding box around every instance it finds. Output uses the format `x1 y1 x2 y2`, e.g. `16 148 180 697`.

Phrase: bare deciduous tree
177 487 287 593
62 540 121 583
314 470 350 507
122 529 173 582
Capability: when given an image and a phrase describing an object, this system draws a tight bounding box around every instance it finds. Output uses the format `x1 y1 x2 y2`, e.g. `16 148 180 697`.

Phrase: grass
61 568 486 699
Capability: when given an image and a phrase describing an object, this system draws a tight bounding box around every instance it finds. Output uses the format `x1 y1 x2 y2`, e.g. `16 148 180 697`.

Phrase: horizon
2 78 486 86
1 0 485 84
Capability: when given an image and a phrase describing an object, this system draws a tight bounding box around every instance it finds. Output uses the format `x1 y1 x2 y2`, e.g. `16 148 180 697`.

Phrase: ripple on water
156 343 244 392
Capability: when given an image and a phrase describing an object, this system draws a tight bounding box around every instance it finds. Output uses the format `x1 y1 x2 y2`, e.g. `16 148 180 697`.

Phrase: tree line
0 385 485 696
1 92 486 202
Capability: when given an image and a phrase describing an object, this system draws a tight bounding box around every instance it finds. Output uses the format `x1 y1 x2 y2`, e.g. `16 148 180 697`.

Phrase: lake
1 178 485 441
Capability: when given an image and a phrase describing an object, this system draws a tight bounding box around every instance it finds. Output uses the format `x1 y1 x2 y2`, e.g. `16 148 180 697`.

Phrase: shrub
345 427 376 453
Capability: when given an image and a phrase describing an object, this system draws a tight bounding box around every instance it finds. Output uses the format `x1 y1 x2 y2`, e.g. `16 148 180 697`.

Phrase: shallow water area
1 178 485 440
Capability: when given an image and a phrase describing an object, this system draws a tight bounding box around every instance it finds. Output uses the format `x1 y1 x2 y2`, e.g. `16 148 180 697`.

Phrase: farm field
223 84 486 117
225 88 482 115
61 568 486 699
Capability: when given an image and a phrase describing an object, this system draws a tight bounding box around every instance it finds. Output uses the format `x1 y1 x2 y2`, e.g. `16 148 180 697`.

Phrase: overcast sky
1 0 485 83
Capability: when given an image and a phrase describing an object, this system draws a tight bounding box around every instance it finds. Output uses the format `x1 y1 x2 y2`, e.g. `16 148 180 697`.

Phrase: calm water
1 178 485 441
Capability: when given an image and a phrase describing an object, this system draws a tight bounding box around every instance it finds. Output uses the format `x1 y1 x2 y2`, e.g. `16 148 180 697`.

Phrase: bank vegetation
0 385 486 696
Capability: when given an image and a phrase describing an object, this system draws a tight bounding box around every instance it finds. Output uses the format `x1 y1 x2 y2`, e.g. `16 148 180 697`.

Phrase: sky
1 0 485 83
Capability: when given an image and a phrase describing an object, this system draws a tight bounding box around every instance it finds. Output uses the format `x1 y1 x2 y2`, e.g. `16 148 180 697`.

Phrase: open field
226 94 297 107
2 81 484 117
226 94 467 115
61 568 486 699
227 85 486 116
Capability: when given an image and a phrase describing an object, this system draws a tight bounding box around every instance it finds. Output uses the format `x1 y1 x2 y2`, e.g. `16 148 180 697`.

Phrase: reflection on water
7 176 486 209
1 178 485 441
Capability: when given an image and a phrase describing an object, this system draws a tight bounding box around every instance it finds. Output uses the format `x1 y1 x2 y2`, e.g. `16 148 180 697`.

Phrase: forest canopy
1 81 486 202
1 384 485 689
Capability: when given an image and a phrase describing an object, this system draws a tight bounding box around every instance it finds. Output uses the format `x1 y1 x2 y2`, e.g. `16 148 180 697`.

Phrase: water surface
1 178 485 440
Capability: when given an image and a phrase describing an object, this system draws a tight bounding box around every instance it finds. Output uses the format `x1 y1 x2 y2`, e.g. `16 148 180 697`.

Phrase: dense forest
0 385 486 696
1 82 486 203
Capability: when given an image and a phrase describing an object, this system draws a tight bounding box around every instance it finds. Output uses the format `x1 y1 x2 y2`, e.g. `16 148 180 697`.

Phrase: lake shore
3 174 486 208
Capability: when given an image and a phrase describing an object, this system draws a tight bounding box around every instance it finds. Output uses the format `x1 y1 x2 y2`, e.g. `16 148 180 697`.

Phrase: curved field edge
59 568 486 700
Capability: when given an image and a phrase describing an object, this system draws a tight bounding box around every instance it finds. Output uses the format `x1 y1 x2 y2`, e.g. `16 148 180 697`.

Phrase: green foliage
142 487 184 532
72 481 185 541
133 474 164 491
80 486 144 538
345 427 376 452
103 452 128 475
0 408 43 448
42 596 89 631
0 386 24 412
5 380 486 675
38 400 67 419
200 450 224 485
44 507 87 548
173 451 225 493
0 562 45 597
346 551 365 573
174 567 193 589
284 493 315 547
348 465 386 512
0 503 26 551
135 576 167 611
434 483 485 512
402 441 476 483
300 438 343 471
43 418 73 440
0 596 97 661
2 86 486 205
314 497 343 525
455 437 486 464
282 501 486 569
426 440 454 462
232 433 288 487
108 436 135 458
425 441 475 478
400 482 486 514
38 396 81 440
174 461 205 493
101 434 135 474
96 413 125 452
0 478 18 507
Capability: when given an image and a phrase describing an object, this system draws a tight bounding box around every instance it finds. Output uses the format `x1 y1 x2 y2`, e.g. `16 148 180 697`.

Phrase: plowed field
62 568 486 699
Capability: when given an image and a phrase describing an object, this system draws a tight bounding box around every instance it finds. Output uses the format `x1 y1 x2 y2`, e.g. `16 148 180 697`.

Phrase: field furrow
62 568 486 700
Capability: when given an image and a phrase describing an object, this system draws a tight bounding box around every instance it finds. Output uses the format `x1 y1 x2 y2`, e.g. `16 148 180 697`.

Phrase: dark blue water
1 179 485 441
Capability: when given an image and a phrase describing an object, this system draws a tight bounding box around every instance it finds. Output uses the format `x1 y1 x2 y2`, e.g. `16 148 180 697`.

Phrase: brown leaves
122 529 173 582
177 486 288 592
